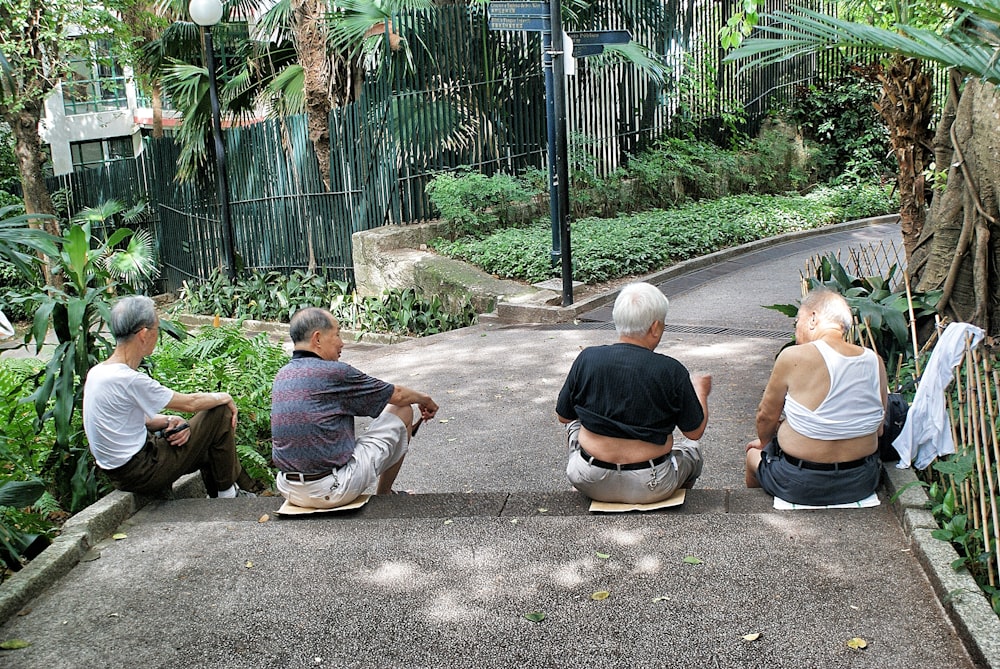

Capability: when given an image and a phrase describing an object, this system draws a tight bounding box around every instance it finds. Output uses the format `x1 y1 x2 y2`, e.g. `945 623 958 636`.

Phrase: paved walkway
0 220 993 668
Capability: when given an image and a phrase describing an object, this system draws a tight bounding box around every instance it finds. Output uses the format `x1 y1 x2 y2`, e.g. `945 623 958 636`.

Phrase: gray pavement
1 220 997 668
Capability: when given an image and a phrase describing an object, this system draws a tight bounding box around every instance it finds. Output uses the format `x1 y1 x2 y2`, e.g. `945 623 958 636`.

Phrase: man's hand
418 397 438 421
691 373 712 398
164 416 190 447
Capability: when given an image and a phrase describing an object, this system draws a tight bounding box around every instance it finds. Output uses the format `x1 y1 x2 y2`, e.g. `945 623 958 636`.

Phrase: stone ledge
886 464 1000 668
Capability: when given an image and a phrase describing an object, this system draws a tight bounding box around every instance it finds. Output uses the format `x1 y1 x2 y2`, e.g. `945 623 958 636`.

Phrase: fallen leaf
524 611 546 622
537 508 548 513
112 533 127 541
850 605 859 611
510 519 519 524
742 633 761 642
439 419 449 424
80 549 101 562
595 552 611 559
258 514 270 523
846 637 868 650
652 596 670 603
0 639 31 650
108 612 119 618
682 556 703 565
447 438 457 442
443 520 453 525
245 561 254 569
591 590 610 601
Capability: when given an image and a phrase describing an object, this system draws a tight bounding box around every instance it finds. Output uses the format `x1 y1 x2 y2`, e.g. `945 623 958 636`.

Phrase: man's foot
390 490 411 496
234 487 257 498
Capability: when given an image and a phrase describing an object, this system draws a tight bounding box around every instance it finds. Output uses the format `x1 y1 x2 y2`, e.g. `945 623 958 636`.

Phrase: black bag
878 392 909 462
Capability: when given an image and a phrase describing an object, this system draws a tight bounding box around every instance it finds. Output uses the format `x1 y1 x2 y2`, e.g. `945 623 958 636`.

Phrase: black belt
283 471 334 482
579 447 671 471
780 453 871 471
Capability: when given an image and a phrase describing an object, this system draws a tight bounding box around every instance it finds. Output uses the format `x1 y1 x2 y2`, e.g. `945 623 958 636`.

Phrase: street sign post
489 1 631 306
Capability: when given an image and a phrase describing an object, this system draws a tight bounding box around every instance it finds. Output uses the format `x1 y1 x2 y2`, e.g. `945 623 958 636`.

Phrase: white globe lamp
189 0 223 27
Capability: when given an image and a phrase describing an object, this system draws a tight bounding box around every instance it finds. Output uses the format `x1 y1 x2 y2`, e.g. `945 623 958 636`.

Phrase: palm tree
726 1 1000 331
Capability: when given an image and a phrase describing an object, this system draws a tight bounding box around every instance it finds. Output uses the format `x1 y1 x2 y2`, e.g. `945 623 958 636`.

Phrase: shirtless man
556 282 711 503
746 288 887 505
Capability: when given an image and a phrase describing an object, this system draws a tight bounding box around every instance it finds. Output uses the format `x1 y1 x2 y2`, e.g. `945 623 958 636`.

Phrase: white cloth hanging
0 310 13 338
892 322 985 470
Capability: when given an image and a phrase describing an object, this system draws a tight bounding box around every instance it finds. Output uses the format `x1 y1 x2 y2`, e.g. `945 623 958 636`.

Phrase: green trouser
102 405 248 497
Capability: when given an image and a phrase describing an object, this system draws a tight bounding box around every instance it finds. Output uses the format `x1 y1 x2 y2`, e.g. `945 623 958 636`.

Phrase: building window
63 40 129 115
70 137 134 171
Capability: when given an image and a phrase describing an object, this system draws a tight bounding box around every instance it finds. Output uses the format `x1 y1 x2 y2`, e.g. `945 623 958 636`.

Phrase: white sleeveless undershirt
783 340 883 440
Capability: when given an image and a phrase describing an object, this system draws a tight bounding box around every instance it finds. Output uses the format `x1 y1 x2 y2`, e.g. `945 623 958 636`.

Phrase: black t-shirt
556 342 703 445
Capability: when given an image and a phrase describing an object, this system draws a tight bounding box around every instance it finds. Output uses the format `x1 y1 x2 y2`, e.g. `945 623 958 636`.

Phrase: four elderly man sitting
84 284 886 508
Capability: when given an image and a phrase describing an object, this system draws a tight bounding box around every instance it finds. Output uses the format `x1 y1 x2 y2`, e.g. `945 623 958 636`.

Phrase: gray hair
800 288 853 333
109 295 157 341
289 307 336 344
612 282 669 337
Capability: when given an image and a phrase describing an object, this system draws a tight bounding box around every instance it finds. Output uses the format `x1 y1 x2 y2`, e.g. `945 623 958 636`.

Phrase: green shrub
425 170 540 236
177 270 477 337
0 258 39 322
779 60 893 183
177 268 344 323
431 189 892 285
148 325 288 484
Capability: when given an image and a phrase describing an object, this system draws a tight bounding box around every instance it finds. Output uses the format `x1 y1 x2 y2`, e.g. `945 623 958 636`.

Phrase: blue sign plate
488 15 550 31
489 1 550 17
566 30 632 46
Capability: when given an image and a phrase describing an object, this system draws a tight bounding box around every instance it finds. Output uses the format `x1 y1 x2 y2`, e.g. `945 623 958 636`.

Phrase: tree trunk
6 102 61 284
151 83 164 139
290 0 361 191
874 56 933 260
909 79 1000 332
291 0 335 191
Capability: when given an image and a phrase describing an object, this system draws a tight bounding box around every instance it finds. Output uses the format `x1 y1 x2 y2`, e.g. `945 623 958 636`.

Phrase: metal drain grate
540 322 792 339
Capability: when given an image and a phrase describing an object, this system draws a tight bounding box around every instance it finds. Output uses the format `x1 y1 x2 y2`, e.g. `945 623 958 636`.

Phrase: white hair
612 282 669 337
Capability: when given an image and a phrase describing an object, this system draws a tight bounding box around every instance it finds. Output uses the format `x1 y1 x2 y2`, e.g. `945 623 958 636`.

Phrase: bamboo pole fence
803 240 999 598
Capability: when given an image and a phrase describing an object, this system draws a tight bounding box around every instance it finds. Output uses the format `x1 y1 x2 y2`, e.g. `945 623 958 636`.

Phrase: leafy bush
148 325 289 485
807 182 900 220
0 258 38 322
177 270 477 337
425 170 541 236
431 190 888 284
178 269 344 324
331 288 477 338
0 358 64 574
779 60 893 184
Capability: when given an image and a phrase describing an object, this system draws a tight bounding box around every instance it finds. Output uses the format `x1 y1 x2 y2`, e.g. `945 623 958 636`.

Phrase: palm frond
597 41 670 87
103 229 160 286
726 4 1000 84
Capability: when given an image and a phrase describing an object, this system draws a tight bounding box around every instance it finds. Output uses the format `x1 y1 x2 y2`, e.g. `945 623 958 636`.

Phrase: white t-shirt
83 362 174 469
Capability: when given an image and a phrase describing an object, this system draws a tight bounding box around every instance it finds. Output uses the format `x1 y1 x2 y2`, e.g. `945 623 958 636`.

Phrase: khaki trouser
102 405 247 497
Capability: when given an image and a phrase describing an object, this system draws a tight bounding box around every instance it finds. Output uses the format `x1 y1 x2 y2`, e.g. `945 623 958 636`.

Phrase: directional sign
566 29 631 58
488 15 550 31
489 1 550 17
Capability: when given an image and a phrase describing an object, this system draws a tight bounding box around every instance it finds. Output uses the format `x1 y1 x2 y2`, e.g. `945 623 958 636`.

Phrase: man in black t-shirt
556 282 711 503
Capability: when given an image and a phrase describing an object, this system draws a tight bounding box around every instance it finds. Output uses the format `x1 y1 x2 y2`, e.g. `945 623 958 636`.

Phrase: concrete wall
352 222 546 315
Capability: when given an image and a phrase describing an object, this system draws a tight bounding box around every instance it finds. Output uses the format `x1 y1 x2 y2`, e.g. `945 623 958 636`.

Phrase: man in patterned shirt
271 307 438 508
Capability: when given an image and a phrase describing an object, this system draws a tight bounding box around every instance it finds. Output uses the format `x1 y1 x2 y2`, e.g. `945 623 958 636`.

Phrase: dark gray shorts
756 437 881 506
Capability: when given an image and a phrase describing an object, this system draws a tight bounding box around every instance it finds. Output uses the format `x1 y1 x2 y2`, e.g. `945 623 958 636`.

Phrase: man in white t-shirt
83 295 254 498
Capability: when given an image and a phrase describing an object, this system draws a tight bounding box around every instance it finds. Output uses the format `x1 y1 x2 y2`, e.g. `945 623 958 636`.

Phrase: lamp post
189 0 236 279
